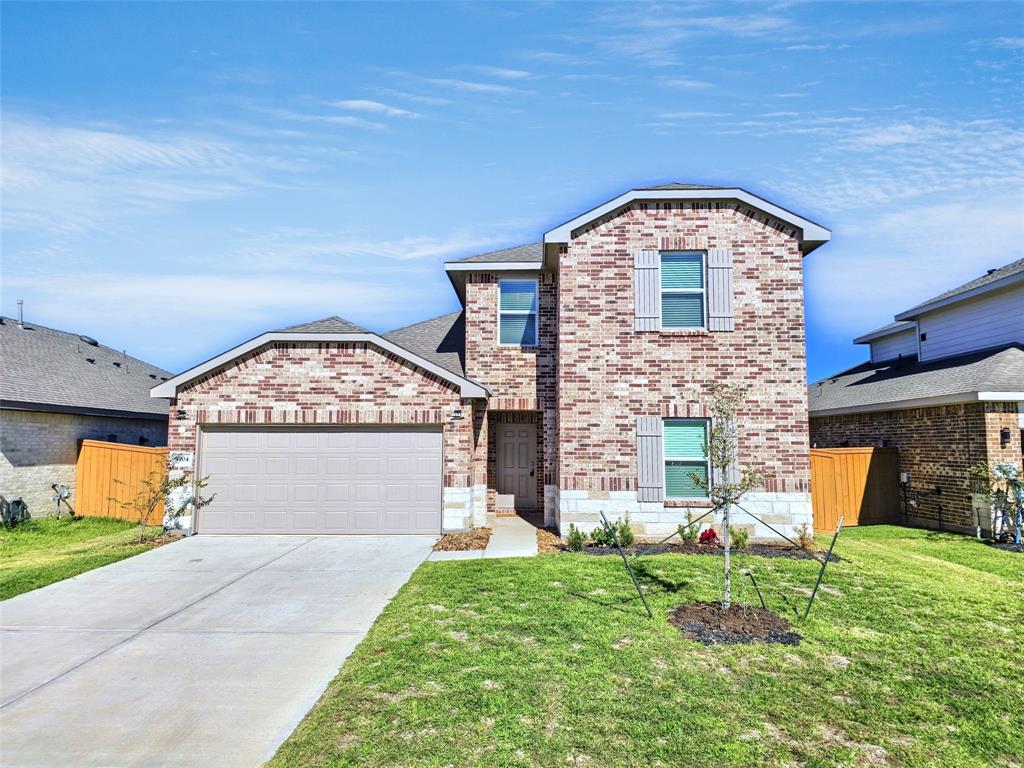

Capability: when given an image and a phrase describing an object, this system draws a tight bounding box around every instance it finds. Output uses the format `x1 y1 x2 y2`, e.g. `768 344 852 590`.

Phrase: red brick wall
558 202 811 496
810 402 1022 531
168 341 476 488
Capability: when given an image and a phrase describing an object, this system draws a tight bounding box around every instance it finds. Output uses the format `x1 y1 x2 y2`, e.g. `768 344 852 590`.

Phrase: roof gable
894 258 1024 320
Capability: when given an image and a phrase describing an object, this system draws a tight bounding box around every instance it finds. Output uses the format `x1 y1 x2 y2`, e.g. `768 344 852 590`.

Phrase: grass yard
0 516 165 600
272 526 1024 768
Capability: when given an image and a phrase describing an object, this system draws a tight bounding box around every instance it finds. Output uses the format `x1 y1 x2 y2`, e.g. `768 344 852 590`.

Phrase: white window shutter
636 416 665 502
633 250 661 332
706 248 734 331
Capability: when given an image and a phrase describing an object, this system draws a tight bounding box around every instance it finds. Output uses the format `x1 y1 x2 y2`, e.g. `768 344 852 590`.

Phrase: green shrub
566 524 586 552
677 512 699 544
590 523 614 547
616 515 635 547
728 525 750 549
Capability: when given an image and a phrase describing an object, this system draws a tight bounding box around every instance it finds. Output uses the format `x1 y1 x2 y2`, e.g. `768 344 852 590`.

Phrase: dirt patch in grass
536 527 561 553
433 528 492 551
580 541 837 561
991 541 1023 554
669 601 802 646
117 532 182 551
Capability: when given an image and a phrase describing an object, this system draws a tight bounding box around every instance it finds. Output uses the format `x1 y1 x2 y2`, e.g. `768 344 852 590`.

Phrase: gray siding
870 328 918 362
919 284 1024 362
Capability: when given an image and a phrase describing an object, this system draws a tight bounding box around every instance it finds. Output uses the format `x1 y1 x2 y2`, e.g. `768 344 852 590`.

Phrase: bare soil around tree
669 601 802 646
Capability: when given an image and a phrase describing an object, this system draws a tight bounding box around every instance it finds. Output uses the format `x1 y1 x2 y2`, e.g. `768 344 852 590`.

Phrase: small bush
699 528 719 546
590 523 614 547
677 512 699 544
567 524 586 552
616 515 635 547
728 526 749 549
796 523 817 551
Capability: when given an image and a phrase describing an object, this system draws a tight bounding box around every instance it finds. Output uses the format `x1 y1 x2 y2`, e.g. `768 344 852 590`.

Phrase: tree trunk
722 502 732 610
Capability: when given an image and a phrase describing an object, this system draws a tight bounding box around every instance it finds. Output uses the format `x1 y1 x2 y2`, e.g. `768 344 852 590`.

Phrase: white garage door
198 427 442 534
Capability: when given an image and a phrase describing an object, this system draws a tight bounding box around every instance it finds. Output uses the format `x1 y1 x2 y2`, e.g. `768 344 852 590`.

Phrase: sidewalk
428 515 538 561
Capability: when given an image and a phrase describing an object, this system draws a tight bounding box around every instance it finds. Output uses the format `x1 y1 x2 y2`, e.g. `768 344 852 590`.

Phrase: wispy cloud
993 36 1024 49
327 99 420 118
2 115 273 235
426 77 528 95
467 66 533 80
659 77 714 90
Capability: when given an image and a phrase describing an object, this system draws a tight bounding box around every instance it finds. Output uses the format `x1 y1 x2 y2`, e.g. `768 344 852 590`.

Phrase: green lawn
0 516 165 600
272 526 1024 768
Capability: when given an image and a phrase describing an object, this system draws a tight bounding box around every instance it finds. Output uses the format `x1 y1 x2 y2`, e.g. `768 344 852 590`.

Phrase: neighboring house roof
383 312 465 378
853 320 916 345
450 243 542 264
808 343 1024 417
151 315 488 399
0 316 171 419
542 184 831 255
894 257 1024 320
274 315 368 333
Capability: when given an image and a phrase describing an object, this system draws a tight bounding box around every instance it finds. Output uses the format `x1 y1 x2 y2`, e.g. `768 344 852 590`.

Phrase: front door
496 422 538 511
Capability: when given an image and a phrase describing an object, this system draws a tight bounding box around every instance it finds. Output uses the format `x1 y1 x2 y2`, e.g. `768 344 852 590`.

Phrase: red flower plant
698 528 719 546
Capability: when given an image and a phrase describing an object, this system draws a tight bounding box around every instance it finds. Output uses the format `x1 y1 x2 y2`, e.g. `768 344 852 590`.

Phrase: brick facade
168 341 482 530
0 408 167 515
810 402 1023 533
549 202 812 538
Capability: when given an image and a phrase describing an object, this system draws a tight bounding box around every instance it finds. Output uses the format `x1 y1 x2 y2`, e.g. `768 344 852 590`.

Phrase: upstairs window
660 251 705 329
664 419 710 499
499 279 538 346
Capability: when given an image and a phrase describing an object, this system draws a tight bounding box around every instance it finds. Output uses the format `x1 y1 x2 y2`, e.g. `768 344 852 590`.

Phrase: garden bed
433 527 492 551
536 526 561 553
669 601 802 646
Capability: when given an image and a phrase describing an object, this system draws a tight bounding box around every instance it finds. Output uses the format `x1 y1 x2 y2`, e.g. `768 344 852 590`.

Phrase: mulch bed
536 527 562 553
991 541 1023 553
579 541 838 562
669 601 802 646
433 528 492 552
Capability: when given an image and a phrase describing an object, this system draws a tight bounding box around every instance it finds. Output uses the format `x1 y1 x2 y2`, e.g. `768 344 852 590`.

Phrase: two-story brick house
152 184 830 539
809 258 1024 534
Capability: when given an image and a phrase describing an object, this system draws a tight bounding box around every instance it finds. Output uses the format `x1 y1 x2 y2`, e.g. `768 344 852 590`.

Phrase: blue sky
3 2 1022 381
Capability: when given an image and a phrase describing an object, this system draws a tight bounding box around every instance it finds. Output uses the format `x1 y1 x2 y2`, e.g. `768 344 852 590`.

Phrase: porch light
451 408 464 421
1000 427 1011 448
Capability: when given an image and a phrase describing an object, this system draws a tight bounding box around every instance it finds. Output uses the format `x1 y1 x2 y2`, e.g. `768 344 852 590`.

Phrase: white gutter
543 188 831 252
151 332 489 399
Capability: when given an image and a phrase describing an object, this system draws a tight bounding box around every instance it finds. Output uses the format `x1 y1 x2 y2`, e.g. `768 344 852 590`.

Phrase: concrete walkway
0 534 434 768
484 515 538 558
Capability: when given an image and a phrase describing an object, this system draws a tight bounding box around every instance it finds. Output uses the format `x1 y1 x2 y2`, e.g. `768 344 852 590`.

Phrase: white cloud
469 66 532 80
427 78 527 95
1 115 271 235
993 36 1024 49
659 77 714 90
327 99 420 118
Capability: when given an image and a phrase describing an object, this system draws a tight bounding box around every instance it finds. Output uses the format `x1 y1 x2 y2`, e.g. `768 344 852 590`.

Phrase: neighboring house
152 184 831 539
809 258 1024 534
0 314 171 516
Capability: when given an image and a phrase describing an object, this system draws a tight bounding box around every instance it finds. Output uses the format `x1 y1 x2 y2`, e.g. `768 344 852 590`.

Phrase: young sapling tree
690 382 763 609
110 454 212 542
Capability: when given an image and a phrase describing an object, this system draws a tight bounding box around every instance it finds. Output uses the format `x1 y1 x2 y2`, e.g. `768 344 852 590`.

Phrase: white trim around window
498 278 539 347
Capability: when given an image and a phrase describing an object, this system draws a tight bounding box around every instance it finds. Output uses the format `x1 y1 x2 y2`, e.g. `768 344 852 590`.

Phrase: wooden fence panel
75 440 168 520
810 447 900 531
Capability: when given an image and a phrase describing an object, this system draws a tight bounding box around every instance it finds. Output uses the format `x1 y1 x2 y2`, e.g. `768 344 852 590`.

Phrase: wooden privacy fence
75 440 168 519
810 447 901 532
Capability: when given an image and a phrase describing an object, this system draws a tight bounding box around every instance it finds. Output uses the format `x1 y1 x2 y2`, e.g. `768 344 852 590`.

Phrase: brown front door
496 421 537 511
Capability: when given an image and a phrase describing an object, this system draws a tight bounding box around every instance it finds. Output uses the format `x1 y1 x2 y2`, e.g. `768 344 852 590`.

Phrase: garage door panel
199 427 441 534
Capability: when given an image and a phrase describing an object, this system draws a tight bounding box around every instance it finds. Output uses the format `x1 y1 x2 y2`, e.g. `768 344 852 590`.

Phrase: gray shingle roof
898 258 1024 317
383 312 465 377
853 320 916 344
808 344 1024 415
637 183 728 191
450 243 542 264
0 316 171 418
274 315 368 333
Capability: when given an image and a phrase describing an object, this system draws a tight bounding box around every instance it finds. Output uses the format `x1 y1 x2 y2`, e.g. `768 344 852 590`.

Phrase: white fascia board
978 391 1024 401
444 261 543 272
852 321 916 345
542 188 831 251
150 332 489 399
894 272 1024 320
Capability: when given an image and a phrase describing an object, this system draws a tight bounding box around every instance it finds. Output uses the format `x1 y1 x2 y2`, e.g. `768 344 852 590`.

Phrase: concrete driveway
0 534 434 767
